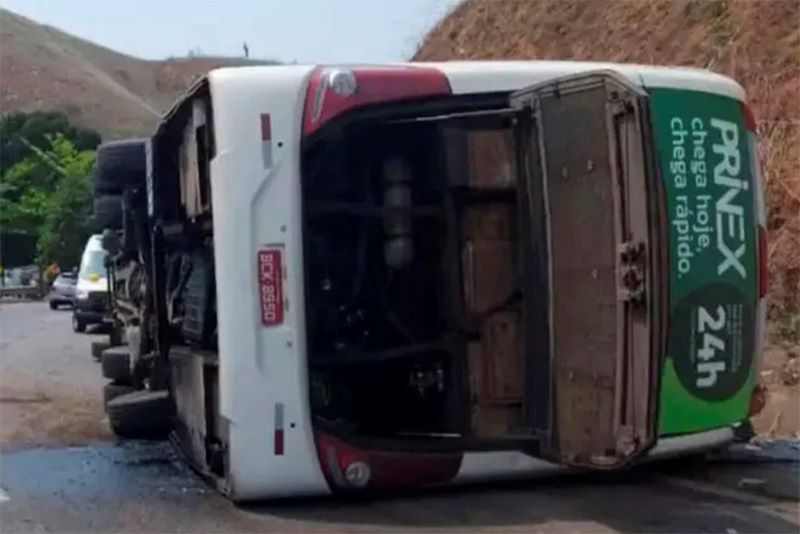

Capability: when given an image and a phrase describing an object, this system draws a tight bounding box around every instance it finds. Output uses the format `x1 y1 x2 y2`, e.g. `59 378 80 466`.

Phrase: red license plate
257 248 284 326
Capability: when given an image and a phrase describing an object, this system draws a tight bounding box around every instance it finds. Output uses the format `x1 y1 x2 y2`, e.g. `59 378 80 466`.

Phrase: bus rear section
300 70 662 490
299 67 766 491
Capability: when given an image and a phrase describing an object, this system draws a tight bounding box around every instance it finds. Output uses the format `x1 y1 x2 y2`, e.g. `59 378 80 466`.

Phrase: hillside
0 8 276 139
416 0 799 330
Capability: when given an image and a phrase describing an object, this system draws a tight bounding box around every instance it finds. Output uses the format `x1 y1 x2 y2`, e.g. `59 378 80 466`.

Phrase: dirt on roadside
0 302 113 450
752 337 800 438
0 380 111 450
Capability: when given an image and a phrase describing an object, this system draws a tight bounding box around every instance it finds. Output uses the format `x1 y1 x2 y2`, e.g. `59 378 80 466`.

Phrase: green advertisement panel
648 88 757 435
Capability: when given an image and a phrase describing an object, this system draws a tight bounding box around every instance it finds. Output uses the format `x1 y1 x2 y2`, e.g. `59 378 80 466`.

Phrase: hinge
607 94 635 117
618 240 647 308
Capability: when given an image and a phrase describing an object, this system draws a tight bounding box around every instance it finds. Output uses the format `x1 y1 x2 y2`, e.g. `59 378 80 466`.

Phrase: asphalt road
0 301 798 533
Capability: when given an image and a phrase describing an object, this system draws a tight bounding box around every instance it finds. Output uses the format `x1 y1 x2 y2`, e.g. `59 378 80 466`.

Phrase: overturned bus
93 61 767 500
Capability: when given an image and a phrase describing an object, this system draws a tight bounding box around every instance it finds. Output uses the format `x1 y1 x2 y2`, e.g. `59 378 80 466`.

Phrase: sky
0 0 460 63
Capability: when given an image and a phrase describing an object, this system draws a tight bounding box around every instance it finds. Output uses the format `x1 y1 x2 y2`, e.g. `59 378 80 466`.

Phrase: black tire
121 189 138 256
103 383 136 408
93 195 123 231
101 346 131 382
109 326 123 347
734 419 756 442
72 314 86 333
91 340 111 361
49 301 58 310
94 139 147 195
107 390 173 439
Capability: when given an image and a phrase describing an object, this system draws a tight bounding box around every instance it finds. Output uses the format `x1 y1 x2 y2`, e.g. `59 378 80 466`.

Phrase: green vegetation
0 111 100 269
0 111 101 174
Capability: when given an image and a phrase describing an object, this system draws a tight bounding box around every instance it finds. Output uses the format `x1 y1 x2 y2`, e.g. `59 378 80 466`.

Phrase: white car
48 272 77 309
72 235 109 332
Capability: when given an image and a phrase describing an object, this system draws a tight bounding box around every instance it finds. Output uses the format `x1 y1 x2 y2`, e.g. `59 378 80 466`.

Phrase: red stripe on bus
741 103 757 133
314 431 462 490
260 114 272 141
302 66 451 136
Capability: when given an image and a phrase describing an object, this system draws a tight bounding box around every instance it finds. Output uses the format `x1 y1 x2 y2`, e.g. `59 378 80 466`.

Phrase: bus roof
157 60 745 132
204 60 744 100
420 60 745 101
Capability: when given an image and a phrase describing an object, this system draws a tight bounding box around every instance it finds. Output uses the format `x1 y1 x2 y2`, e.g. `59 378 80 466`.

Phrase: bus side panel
648 88 758 435
208 66 330 499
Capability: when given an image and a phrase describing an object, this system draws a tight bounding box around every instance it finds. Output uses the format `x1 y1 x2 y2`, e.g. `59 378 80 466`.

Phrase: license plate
257 248 284 326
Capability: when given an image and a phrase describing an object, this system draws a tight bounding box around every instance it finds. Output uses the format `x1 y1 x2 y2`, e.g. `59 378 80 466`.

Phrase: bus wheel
72 314 86 333
109 324 124 346
103 383 135 409
91 340 111 361
107 390 173 439
101 347 132 383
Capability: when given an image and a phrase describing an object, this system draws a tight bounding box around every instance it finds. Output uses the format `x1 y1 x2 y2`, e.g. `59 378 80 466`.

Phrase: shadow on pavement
246 459 799 532
1 441 797 532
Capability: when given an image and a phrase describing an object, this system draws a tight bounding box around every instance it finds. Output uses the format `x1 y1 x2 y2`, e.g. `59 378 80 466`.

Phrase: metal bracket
618 240 647 307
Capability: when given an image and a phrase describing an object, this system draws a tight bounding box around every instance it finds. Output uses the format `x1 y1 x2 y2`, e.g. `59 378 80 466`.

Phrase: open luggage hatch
303 70 662 470
509 71 661 468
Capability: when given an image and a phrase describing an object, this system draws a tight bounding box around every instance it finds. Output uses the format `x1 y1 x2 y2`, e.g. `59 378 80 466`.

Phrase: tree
0 111 99 268
0 152 57 232
0 111 101 175
35 135 95 268
0 134 95 268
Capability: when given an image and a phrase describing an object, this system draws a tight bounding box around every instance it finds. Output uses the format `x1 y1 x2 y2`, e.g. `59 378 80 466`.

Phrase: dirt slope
416 0 799 336
0 8 276 139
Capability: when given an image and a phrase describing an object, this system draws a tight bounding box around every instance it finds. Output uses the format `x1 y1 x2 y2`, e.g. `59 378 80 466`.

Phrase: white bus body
142 61 765 500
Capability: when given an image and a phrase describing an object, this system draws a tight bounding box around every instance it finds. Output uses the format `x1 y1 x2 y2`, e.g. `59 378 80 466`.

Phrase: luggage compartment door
510 71 660 468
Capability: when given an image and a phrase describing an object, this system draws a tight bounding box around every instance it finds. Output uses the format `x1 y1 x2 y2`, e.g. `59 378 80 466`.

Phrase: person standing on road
45 262 60 283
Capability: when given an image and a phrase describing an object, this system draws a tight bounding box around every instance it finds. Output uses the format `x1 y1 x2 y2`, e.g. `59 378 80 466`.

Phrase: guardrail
0 284 46 300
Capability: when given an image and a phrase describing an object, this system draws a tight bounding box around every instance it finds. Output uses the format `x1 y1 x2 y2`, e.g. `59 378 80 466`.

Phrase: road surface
1 301 798 532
